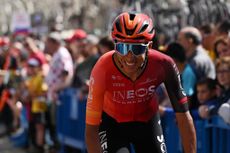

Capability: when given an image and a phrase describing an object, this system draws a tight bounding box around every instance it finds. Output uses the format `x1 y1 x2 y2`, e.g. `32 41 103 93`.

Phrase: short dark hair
165 42 186 63
217 20 230 34
196 78 217 90
199 24 213 34
98 36 114 50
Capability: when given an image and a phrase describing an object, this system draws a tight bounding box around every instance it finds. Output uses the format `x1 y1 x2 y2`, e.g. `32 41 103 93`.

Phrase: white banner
11 12 31 32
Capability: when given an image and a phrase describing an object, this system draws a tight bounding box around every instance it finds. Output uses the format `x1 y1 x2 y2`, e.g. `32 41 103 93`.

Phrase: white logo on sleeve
157 134 167 153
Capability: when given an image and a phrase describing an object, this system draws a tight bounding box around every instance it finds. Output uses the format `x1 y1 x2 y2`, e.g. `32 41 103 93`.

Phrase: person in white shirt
44 32 74 149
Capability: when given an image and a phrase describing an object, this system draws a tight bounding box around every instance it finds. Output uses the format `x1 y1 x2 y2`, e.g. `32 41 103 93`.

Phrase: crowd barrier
10 88 230 153
57 88 87 153
161 112 230 153
9 107 29 148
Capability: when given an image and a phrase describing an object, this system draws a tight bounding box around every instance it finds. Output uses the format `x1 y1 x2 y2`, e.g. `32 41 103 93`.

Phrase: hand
85 80 90 87
198 105 209 119
51 91 58 102
85 124 102 153
158 105 166 116
52 84 60 93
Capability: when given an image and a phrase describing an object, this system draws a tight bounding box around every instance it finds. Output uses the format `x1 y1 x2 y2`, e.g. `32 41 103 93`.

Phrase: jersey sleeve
163 58 189 112
86 57 106 125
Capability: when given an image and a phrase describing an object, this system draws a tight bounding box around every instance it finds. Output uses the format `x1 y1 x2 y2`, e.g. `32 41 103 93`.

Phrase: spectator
199 24 216 60
214 20 230 39
45 32 74 150
197 78 218 119
213 37 230 58
23 37 48 76
166 42 198 109
98 36 114 55
178 26 216 109
178 26 216 81
25 58 47 153
72 34 100 97
3 42 23 70
68 29 87 67
159 42 197 114
199 57 230 119
45 32 74 102
215 57 230 102
165 42 197 97
218 100 230 124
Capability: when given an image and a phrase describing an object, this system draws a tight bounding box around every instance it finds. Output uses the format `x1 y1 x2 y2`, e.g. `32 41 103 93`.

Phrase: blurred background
0 0 229 39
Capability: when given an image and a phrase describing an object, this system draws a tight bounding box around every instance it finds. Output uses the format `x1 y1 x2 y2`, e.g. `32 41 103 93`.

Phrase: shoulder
148 49 174 66
58 46 72 57
195 47 213 63
100 50 114 59
79 54 99 66
96 51 114 65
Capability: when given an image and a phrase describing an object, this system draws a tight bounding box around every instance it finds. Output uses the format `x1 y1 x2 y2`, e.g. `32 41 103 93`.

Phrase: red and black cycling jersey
86 49 188 125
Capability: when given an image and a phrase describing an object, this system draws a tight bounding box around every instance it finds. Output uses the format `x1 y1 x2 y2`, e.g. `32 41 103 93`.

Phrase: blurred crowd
0 19 229 153
0 28 114 153
157 20 230 124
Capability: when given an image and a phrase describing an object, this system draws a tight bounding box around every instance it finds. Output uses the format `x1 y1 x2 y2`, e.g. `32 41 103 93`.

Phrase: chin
124 67 137 73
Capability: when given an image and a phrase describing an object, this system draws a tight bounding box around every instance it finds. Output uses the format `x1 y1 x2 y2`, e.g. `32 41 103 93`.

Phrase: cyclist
85 12 196 153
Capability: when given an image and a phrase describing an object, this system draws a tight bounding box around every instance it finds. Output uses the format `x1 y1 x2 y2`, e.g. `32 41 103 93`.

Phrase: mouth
125 61 135 66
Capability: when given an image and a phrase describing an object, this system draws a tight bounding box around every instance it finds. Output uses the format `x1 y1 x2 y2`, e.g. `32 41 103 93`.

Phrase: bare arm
176 112 196 153
85 55 107 153
85 124 101 153
52 70 73 93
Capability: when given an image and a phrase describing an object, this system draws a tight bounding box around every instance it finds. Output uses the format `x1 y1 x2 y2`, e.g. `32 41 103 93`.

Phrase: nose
126 50 135 57
124 50 136 61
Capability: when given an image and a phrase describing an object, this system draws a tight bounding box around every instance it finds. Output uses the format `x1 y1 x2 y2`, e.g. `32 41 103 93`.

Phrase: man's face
177 32 189 53
70 39 87 59
45 39 56 55
115 42 148 75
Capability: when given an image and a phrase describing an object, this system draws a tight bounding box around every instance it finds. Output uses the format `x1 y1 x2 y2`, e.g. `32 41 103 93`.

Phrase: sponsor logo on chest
110 76 157 104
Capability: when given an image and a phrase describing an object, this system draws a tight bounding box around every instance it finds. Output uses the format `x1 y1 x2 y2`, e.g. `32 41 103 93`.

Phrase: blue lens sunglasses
115 42 149 56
